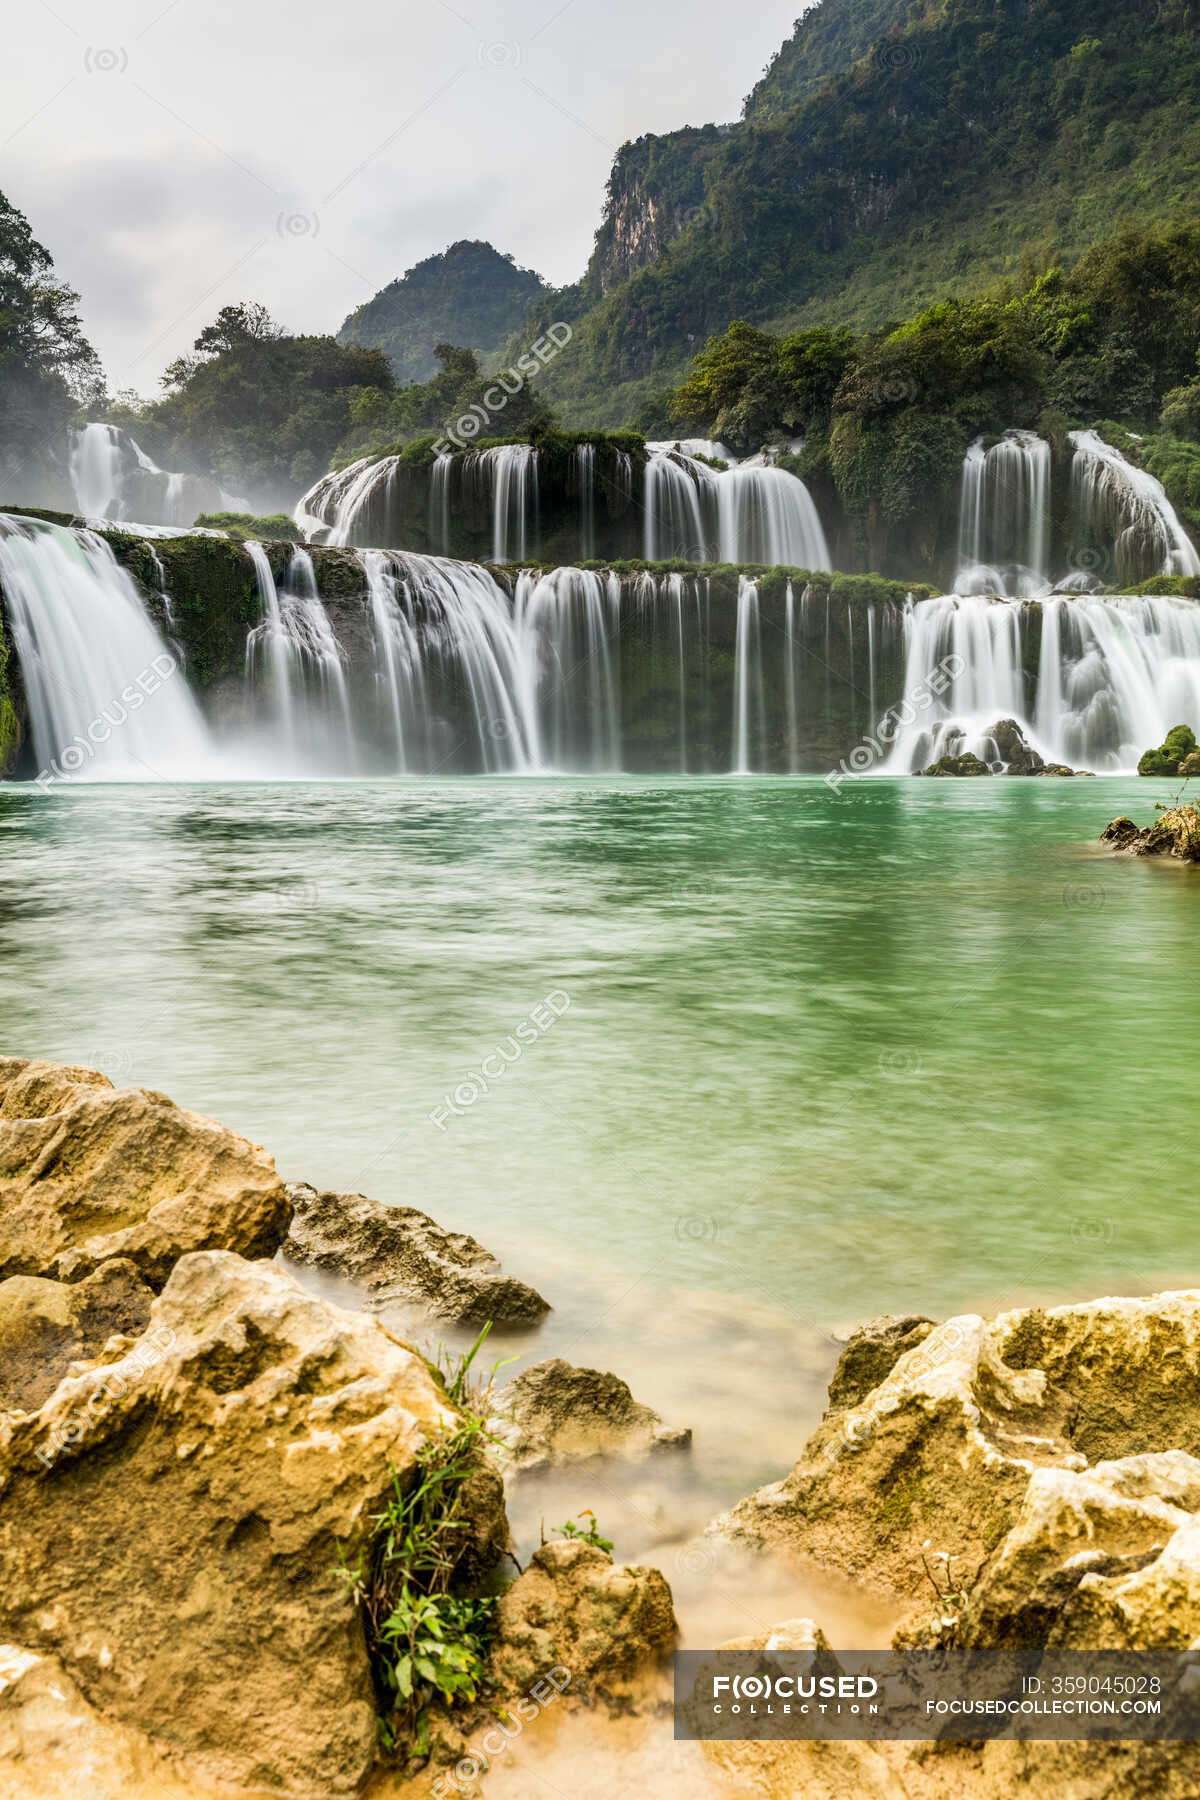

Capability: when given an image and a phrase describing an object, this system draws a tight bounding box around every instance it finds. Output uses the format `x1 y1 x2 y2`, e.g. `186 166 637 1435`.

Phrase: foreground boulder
486 1539 677 1698
284 1182 549 1328
717 1291 1200 1605
488 1359 691 1472
0 1259 152 1412
1102 805 1200 862
0 1251 471 1797
0 1059 290 1289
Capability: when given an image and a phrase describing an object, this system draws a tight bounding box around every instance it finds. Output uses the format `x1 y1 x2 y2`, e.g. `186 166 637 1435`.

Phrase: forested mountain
337 240 549 384
516 0 1200 427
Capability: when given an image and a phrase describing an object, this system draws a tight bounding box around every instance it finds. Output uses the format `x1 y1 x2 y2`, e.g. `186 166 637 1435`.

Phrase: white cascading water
245 546 355 766
887 591 1200 772
576 444 596 562
295 454 400 548
643 450 831 569
0 512 215 780
955 431 1052 597
484 445 538 564
513 567 619 770
1069 430 1200 586
731 576 765 774
70 422 247 529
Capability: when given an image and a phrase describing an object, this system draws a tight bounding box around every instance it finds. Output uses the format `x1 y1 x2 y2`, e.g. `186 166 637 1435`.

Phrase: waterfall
245 546 354 765
717 466 831 569
732 576 765 774
0 512 214 780
886 591 1200 773
1069 430 1200 586
69 423 125 519
295 455 399 548
955 431 1051 596
643 451 831 569
430 454 453 556
644 452 713 561
69 422 247 530
576 444 596 561
514 567 619 769
487 445 538 563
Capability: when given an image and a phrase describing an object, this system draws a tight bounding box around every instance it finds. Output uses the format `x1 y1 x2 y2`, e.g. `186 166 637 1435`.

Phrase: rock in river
283 1180 550 1328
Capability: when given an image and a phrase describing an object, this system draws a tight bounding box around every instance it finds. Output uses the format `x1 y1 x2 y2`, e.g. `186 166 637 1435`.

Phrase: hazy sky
2 0 805 395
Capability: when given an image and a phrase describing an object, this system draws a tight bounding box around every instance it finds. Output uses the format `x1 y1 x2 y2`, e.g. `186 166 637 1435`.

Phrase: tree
128 304 396 504
0 188 102 495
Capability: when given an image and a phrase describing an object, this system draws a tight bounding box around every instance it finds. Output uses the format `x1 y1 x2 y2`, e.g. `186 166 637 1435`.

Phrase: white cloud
0 0 802 393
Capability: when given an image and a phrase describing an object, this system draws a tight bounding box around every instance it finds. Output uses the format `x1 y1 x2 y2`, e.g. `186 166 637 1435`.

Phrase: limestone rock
486 1540 677 1699
954 1452 1200 1649
919 752 992 777
0 1259 153 1413
0 1059 290 1289
1137 723 1197 777
827 1315 936 1411
988 717 1044 774
488 1359 691 1472
720 1288 1200 1618
283 1182 549 1328
0 1250 470 1798
1100 804 1200 862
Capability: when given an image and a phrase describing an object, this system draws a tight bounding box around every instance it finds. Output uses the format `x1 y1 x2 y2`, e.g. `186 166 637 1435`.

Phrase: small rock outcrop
826 1314 936 1411
0 1059 290 1289
1101 805 1200 862
283 1182 550 1328
486 1539 677 1698
919 721 1093 777
488 1359 691 1472
1138 722 1197 776
0 1251 468 1798
0 1259 152 1412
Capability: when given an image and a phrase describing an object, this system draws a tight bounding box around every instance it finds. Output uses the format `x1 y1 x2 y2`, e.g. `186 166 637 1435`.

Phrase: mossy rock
920 752 992 777
1138 723 1197 776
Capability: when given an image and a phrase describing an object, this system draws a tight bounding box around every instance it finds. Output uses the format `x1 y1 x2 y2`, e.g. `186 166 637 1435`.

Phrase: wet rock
1101 815 1141 848
827 1315 937 1411
488 1359 691 1472
1100 804 1200 862
1181 751 1200 778
988 717 1044 774
919 752 992 776
0 1058 290 1290
283 1181 550 1328
0 1259 153 1413
486 1539 677 1698
0 1250 471 1797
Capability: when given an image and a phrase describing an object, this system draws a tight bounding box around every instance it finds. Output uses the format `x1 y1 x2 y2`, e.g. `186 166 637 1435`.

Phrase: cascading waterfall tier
642 450 832 569
950 427 1200 596
4 515 1195 780
1068 430 1200 587
0 512 216 780
70 423 247 530
956 431 1051 597
887 591 1200 773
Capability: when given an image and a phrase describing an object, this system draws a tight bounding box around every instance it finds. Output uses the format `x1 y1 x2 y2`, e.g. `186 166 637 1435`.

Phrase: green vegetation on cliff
338 240 549 385
518 0 1200 427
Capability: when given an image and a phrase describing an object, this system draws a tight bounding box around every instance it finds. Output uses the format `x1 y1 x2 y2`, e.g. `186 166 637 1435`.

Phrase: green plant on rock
550 1509 614 1555
339 1325 505 1761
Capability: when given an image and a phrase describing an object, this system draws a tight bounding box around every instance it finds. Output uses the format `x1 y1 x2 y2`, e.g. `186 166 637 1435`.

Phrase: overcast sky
2 0 805 395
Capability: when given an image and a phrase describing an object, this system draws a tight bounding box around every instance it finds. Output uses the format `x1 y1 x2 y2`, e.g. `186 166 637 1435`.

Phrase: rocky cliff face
587 129 728 298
